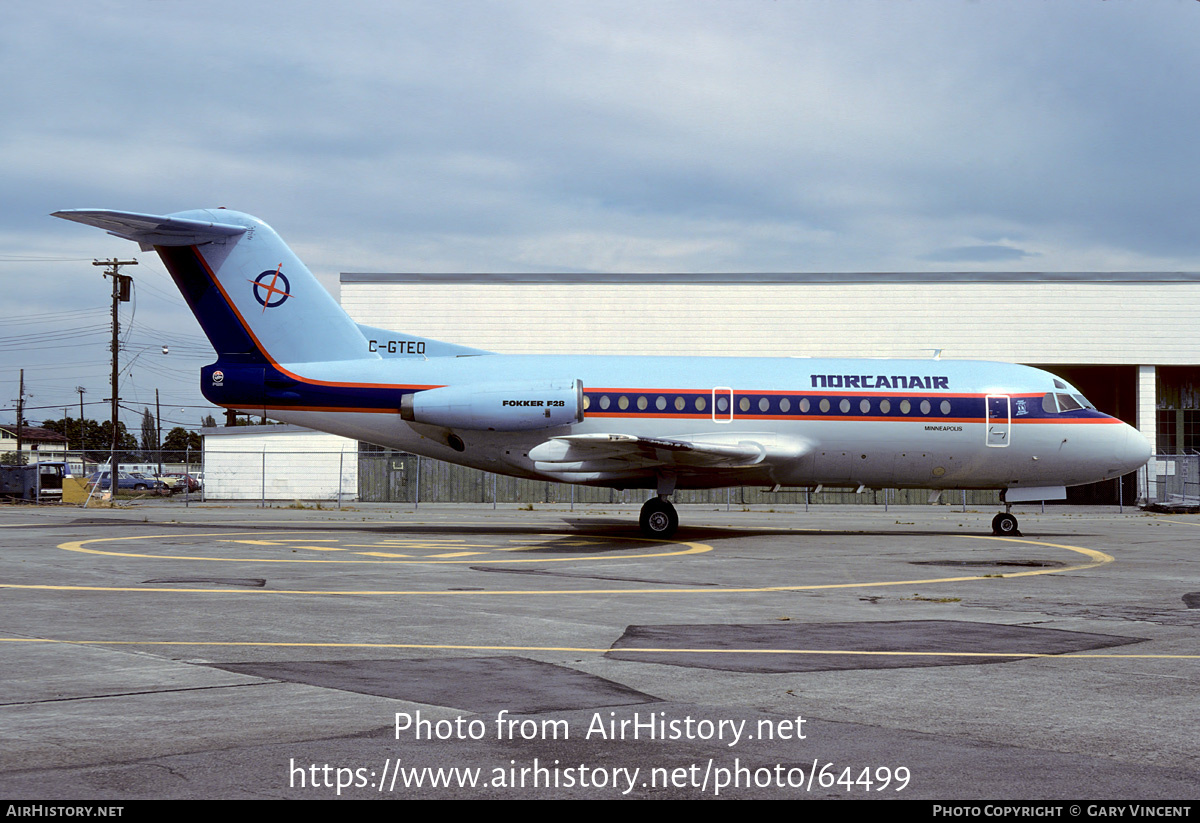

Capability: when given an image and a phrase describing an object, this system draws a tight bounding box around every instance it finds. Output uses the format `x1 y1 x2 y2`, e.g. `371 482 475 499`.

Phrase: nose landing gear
991 506 1020 536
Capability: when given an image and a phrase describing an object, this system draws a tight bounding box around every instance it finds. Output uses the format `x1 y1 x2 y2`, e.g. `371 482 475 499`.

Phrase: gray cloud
920 245 1036 264
4 1 1200 424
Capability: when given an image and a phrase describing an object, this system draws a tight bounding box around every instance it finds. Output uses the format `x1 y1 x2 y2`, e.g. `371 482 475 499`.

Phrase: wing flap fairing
528 432 811 478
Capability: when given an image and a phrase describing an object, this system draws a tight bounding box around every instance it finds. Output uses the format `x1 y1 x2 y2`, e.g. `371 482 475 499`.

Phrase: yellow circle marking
55 530 712 565
15 531 1112 596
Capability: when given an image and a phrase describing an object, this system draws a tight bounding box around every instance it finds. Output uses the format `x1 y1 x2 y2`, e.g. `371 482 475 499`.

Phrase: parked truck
0 462 68 501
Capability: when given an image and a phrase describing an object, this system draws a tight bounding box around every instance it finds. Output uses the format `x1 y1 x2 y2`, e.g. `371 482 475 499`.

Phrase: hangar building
340 271 1200 505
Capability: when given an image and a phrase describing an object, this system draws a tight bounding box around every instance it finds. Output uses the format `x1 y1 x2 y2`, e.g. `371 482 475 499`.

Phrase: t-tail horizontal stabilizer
51 209 248 250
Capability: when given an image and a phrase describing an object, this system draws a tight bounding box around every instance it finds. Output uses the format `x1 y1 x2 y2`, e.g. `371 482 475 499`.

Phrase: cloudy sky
3 1 1199 433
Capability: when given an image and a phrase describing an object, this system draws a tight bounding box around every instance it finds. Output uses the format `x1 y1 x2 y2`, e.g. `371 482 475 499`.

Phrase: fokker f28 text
53 208 1152 537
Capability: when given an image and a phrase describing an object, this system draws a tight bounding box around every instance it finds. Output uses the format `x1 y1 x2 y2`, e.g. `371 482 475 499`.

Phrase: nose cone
1116 422 1152 474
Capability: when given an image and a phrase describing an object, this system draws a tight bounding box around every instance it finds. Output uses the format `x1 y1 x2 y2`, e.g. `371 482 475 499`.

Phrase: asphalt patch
607 620 1143 673
1183 592 1200 609
910 560 1066 568
472 566 718 586
210 657 658 713
142 577 266 587
507 540 640 554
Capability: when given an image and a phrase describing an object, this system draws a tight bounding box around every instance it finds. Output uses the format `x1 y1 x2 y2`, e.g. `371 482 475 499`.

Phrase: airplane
53 208 1152 538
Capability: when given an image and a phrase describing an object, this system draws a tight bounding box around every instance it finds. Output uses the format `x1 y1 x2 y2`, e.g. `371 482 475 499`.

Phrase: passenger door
986 395 1011 447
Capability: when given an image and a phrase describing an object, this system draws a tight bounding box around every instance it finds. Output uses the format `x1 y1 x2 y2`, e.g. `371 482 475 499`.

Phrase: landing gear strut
640 496 679 539
640 473 680 539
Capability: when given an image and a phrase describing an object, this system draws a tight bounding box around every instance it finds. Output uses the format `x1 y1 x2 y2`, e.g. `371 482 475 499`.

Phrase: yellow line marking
0 637 1194 659
961 535 1114 571
54 531 711 565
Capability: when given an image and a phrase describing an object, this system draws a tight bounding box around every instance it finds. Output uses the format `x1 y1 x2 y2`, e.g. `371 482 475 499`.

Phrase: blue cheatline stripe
581 391 1110 423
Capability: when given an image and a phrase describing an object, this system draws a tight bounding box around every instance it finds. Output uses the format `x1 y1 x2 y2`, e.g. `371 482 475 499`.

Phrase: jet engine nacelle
400 379 585 431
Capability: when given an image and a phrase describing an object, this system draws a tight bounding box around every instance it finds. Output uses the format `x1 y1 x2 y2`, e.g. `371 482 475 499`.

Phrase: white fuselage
256 354 1149 493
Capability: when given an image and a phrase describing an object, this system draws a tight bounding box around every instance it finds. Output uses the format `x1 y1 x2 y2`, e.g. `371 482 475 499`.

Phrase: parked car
162 472 202 493
86 471 167 493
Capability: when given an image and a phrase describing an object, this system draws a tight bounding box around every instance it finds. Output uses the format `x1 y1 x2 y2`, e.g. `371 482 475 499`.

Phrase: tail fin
52 209 373 365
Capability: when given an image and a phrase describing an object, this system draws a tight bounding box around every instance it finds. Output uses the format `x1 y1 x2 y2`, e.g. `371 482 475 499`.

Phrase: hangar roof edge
340 271 1200 284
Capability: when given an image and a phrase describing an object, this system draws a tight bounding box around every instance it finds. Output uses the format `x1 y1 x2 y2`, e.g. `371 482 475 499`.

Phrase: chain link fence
12 446 1167 509
1144 454 1200 505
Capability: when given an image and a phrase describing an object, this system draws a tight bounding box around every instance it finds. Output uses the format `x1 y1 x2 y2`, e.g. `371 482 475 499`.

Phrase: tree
162 427 201 453
41 417 135 460
98 420 137 453
140 407 158 452
201 414 217 428
43 417 105 452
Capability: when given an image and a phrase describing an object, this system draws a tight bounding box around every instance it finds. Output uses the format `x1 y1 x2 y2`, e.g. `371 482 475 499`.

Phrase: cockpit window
1043 392 1096 413
1056 393 1083 412
1053 379 1067 389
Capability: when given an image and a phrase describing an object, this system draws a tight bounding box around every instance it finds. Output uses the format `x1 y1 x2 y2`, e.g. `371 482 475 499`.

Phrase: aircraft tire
992 513 1018 536
640 498 679 539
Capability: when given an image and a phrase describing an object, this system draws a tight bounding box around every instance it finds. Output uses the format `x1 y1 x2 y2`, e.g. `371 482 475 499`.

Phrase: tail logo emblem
250 264 292 312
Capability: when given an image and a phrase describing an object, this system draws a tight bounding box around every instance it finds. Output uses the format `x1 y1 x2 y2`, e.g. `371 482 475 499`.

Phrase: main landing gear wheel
991 512 1019 536
640 497 679 539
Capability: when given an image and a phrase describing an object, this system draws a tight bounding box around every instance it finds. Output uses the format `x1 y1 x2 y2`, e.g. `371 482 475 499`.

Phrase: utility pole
155 388 162 476
76 386 86 455
15 369 24 461
94 258 137 472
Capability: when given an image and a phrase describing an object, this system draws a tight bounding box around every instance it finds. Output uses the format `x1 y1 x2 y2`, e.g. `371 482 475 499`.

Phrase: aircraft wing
528 432 811 475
